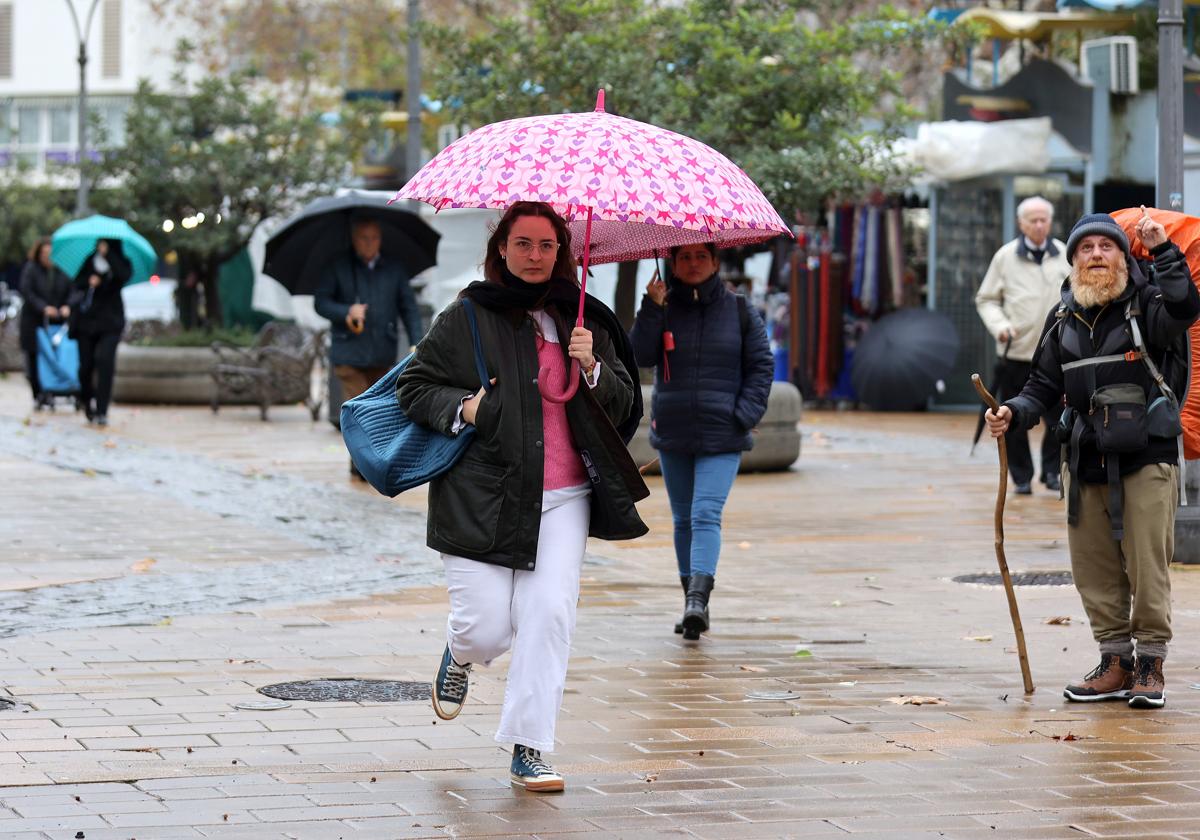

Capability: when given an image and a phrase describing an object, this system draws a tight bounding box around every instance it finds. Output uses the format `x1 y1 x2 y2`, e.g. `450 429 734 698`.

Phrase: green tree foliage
92 54 379 326
0 173 72 270
427 0 948 218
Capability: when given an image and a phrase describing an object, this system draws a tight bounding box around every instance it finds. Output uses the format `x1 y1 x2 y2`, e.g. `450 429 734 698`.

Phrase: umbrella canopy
50 215 157 286
396 90 789 403
263 190 440 295
396 90 789 266
851 308 960 411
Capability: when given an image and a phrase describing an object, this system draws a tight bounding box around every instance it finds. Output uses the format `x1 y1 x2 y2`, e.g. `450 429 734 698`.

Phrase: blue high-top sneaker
509 744 564 792
432 645 471 720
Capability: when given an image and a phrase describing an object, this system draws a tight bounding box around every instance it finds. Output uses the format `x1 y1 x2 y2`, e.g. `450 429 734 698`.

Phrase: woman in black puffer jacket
69 239 131 426
630 242 773 640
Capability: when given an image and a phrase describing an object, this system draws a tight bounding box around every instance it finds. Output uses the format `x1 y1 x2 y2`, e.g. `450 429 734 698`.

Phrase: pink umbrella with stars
395 90 790 402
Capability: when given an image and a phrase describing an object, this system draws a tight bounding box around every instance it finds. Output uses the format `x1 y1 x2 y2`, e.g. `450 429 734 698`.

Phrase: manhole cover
953 571 1073 587
258 678 431 702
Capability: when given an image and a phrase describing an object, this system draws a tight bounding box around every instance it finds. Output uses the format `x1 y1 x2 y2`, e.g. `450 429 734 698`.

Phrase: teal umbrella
51 215 157 286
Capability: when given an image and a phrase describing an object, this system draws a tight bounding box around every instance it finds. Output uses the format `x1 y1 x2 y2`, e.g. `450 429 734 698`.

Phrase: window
16 106 40 145
101 0 122 79
49 106 73 145
98 103 126 147
0 4 12 80
0 103 11 145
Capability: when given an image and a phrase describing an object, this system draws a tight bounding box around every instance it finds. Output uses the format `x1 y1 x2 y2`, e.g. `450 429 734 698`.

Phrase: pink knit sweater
537 335 587 490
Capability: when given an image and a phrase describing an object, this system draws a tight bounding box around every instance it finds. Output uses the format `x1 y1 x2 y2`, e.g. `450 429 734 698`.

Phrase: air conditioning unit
1081 36 1139 95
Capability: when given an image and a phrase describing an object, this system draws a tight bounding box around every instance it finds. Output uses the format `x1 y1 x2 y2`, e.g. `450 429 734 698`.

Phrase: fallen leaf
82 468 97 478
831 600 843 607
103 439 117 449
886 695 947 706
130 558 156 573
1044 616 1072 625
643 773 658 783
156 617 173 626
738 665 767 673
737 541 752 549
794 649 813 658
964 635 993 642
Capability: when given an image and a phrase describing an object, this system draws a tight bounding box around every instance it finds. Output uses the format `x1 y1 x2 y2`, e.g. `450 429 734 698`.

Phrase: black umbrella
850 308 959 411
263 191 440 295
970 335 1012 455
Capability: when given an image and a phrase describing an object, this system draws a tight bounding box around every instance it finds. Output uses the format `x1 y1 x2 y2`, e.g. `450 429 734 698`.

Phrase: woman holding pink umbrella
397 201 647 792
631 241 774 640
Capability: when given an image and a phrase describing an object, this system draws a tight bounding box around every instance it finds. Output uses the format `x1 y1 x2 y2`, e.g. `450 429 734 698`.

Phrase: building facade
0 0 186 173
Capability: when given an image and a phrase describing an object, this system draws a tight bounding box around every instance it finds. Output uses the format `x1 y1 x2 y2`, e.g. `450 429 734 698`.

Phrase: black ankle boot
674 575 688 634
682 574 714 640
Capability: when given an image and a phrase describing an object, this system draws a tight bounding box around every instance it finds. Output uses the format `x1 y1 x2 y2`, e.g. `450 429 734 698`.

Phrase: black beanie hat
1065 213 1131 265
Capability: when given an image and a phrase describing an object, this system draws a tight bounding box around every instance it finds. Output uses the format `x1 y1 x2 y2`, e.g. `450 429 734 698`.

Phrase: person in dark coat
315 217 425 478
17 238 72 407
397 201 647 793
630 242 774 640
987 209 1200 710
68 239 131 426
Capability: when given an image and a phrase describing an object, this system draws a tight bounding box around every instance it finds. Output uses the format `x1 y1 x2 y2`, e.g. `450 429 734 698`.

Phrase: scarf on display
462 268 643 443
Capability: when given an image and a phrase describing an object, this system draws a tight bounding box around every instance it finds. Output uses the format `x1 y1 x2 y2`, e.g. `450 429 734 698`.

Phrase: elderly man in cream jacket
975 196 1071 495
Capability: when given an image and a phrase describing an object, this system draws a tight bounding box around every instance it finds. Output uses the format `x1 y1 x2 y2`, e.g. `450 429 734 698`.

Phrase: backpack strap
1124 298 1186 505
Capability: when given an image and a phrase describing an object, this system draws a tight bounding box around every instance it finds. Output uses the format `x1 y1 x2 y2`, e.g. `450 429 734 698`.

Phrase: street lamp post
63 0 102 216
405 0 422 181
1158 0 1184 211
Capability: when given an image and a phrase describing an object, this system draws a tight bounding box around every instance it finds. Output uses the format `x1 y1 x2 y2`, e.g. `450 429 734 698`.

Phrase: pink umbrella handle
538 205 592 404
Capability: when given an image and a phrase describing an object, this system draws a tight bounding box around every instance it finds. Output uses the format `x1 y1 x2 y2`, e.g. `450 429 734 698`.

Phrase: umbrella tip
595 89 605 113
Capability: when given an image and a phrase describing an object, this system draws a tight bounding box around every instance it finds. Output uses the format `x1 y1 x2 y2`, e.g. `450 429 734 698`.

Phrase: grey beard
1070 263 1128 309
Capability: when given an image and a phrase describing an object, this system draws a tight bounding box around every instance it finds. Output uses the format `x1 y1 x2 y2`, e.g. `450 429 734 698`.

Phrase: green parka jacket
396 298 649 569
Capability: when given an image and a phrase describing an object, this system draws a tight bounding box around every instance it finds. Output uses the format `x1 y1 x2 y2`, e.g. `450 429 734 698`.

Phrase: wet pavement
4 377 1200 839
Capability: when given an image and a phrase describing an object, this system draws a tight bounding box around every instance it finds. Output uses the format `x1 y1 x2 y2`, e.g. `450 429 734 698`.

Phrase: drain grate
954 571 1073 587
258 678 431 703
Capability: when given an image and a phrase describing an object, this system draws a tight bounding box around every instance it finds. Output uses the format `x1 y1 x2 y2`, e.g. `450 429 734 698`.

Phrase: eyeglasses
508 238 560 257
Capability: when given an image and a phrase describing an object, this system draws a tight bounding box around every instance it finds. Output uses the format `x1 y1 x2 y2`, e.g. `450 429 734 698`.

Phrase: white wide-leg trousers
441 491 589 753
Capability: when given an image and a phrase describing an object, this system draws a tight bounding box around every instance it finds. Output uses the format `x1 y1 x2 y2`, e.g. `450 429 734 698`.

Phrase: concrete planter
628 381 802 473
113 344 250 405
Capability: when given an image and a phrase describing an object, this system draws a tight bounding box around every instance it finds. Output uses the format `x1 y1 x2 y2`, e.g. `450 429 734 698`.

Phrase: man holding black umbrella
975 196 1069 495
315 218 425 478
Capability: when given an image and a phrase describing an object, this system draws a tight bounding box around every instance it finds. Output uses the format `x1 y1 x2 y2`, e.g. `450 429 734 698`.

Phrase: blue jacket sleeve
629 296 664 368
734 304 774 430
395 274 425 346
314 262 350 324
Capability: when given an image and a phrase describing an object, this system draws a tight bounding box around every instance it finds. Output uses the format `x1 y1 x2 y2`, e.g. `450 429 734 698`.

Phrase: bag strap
461 298 492 393
1124 299 1187 505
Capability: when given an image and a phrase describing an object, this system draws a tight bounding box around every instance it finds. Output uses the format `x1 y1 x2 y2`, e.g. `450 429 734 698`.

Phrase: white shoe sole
1128 692 1166 709
1063 688 1130 702
431 695 463 721
510 773 564 792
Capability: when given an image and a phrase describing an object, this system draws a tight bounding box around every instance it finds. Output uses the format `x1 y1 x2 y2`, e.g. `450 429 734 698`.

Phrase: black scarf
463 269 643 443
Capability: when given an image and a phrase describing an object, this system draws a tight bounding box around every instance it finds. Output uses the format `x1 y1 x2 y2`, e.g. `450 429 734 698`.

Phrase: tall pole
64 0 102 216
405 0 422 181
1158 0 1184 210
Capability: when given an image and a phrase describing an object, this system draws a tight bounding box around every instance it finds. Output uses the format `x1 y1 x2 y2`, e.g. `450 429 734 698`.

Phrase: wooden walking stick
972 374 1035 695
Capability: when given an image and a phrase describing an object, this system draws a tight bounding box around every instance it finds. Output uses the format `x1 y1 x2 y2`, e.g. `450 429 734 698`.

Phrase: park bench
210 322 325 421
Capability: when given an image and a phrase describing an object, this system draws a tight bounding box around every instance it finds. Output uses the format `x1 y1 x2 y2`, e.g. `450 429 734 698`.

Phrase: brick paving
3 376 1200 838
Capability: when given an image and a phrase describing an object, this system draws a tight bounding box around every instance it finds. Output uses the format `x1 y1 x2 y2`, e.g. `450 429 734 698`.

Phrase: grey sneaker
510 744 564 792
432 644 471 720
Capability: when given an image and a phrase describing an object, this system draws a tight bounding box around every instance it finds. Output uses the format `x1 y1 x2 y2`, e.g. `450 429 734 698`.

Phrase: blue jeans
657 450 741 579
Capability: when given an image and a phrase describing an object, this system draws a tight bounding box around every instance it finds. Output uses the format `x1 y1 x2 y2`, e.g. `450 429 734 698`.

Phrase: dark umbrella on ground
970 335 1012 455
263 190 440 294
850 308 959 410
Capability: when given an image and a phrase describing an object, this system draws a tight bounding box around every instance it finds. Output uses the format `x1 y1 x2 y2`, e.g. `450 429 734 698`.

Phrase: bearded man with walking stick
986 209 1199 709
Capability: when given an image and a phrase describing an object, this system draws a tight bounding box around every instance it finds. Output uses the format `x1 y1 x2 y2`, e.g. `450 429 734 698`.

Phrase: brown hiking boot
1128 656 1166 709
1063 654 1134 702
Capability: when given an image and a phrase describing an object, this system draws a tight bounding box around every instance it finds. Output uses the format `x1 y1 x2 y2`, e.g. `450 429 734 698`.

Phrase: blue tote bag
341 298 491 497
36 324 81 394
